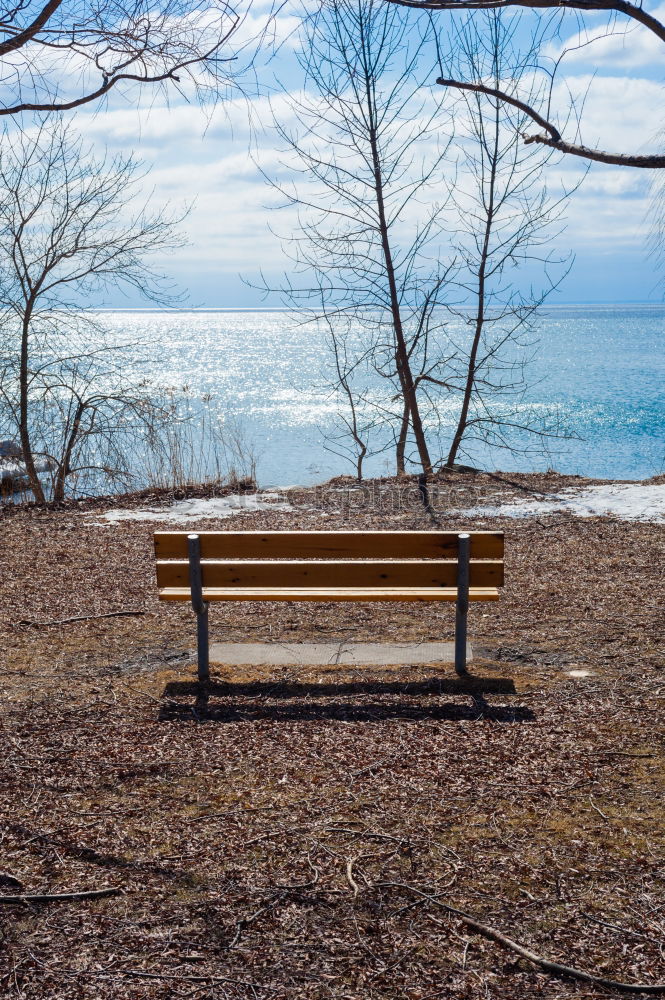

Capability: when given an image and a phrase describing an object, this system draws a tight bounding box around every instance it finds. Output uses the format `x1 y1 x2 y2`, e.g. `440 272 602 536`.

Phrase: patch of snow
458 483 665 524
0 461 25 480
1 457 52 481
568 669 592 678
89 492 295 525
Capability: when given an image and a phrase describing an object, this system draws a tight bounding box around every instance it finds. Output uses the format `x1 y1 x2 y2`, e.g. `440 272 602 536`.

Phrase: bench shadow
158 676 534 724
163 676 516 699
160 700 533 723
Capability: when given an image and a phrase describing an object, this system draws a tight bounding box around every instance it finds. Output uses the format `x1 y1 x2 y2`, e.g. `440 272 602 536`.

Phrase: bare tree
384 0 665 168
440 10 574 467
0 0 269 118
0 119 182 502
263 0 573 478
261 0 456 477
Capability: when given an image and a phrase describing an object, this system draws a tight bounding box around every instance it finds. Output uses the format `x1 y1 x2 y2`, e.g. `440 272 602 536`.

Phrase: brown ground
1 469 664 999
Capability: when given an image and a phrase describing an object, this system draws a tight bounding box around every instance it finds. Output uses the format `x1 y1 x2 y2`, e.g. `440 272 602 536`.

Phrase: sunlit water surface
98 305 664 486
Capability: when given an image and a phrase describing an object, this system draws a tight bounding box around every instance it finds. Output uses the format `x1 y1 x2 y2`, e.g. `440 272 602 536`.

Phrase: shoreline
3 466 664 524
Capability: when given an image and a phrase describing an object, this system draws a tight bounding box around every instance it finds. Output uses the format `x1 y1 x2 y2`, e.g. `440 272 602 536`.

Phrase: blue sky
14 0 665 306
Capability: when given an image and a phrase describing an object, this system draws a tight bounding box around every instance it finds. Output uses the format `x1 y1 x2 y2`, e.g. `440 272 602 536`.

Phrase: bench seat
158 586 501 602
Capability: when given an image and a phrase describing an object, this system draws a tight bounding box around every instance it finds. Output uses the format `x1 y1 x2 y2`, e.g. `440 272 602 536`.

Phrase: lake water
100 304 664 487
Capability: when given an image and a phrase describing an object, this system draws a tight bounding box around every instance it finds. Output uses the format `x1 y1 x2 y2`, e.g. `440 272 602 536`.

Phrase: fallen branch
229 899 280 949
346 858 360 899
0 887 122 904
119 969 276 990
380 883 665 994
16 610 146 627
326 826 409 845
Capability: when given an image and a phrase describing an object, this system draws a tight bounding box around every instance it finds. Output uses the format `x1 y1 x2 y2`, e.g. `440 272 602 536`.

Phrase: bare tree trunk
396 397 409 474
446 102 499 469
367 120 433 476
18 303 46 503
355 441 367 481
52 400 86 501
345 385 368 482
263 2 453 479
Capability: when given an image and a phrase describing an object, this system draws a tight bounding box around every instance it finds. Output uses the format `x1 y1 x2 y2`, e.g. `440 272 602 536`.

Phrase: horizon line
86 300 665 312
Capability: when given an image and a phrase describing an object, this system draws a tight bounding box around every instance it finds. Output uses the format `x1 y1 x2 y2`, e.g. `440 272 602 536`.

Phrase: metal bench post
188 533 209 683
454 532 470 676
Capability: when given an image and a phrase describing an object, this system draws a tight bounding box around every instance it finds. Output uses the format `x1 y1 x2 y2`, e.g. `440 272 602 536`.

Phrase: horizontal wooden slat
155 559 504 590
154 530 504 560
158 587 501 603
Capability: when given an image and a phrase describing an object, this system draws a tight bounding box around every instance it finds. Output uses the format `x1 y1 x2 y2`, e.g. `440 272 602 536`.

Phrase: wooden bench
154 530 504 681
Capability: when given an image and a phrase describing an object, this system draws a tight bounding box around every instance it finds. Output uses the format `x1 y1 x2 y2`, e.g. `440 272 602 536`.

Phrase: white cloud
544 4 665 69
546 74 665 155
5 40 660 301
75 75 658 280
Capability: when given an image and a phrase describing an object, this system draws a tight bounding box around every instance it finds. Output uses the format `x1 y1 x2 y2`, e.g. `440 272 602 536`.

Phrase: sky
6 0 665 307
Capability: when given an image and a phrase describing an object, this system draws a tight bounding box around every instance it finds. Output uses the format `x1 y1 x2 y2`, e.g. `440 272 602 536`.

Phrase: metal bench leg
188 533 209 683
455 532 470 676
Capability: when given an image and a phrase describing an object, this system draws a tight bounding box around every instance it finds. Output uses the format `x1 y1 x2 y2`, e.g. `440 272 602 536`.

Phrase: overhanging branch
0 0 64 57
387 0 665 44
0 1 245 119
437 76 665 168
1 69 177 116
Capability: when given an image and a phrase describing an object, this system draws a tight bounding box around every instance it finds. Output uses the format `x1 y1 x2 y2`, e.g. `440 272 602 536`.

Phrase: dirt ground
1 469 663 999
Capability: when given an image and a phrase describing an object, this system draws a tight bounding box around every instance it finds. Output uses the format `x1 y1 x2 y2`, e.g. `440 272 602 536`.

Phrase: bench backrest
154 530 504 591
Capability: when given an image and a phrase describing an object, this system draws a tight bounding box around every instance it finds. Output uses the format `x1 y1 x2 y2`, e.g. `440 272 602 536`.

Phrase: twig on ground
581 912 660 943
117 681 174 706
326 826 409 846
229 900 279 949
346 857 360 898
589 797 610 822
379 883 665 994
348 758 389 777
16 610 146 627
102 969 276 990
0 887 121 904
243 826 309 847
271 854 321 891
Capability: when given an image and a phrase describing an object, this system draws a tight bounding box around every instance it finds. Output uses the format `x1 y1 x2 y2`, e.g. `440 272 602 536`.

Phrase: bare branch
437 77 665 167
381 883 665 995
0 0 263 117
0 886 121 903
0 0 63 57
255 0 455 478
387 0 665 169
386 0 665 45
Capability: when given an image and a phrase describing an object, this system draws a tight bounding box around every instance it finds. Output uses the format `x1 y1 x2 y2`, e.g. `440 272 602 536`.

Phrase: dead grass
0 469 663 999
